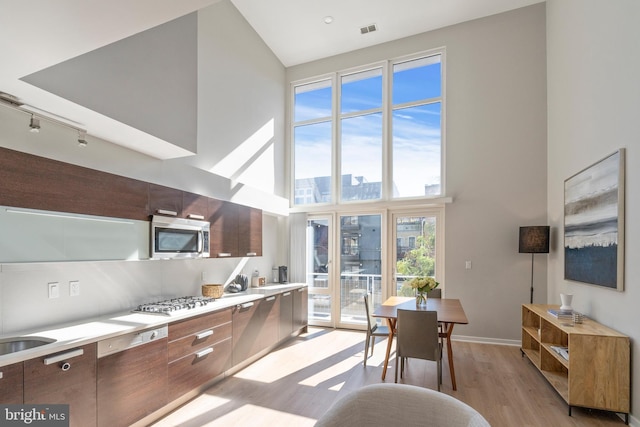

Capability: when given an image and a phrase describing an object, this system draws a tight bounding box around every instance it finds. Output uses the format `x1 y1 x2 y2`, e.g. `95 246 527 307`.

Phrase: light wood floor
152 327 627 427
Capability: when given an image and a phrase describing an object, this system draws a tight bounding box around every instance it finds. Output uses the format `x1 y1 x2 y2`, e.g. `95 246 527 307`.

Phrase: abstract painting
564 149 625 290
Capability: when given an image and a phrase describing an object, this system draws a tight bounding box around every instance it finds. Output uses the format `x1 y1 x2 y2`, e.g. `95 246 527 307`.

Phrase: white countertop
0 283 307 367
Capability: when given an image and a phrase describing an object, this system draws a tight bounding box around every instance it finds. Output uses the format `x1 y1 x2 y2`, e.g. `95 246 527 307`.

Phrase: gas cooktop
133 296 215 316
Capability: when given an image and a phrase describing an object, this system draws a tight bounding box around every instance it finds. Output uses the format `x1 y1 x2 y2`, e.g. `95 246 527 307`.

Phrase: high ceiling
0 0 543 158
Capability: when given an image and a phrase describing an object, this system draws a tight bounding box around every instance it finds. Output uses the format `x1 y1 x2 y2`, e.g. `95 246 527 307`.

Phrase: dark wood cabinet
0 362 24 404
168 309 233 402
24 343 97 427
209 200 262 258
0 146 149 221
260 295 280 350
97 337 167 427
148 183 183 217
238 206 263 257
279 291 294 340
209 200 239 257
293 287 309 333
232 300 262 366
182 191 209 220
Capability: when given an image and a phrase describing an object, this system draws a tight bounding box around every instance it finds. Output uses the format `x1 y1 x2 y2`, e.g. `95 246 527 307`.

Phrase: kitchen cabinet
168 308 233 402
97 331 168 427
209 200 262 258
279 291 294 340
0 146 149 221
260 294 280 349
148 183 183 217
182 191 209 220
0 362 23 404
232 299 262 366
24 343 97 427
293 287 309 333
238 206 262 257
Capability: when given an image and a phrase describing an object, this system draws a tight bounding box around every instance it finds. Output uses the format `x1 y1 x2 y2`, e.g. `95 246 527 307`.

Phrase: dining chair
394 309 442 391
363 293 390 367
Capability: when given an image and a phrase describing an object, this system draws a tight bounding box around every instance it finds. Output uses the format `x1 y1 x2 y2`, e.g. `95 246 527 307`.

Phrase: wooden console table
521 304 630 424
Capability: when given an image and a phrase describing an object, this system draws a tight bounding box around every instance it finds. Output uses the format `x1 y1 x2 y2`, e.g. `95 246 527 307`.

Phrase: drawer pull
266 296 276 302
196 347 214 358
239 302 254 309
44 348 84 365
246 252 257 257
0 372 3 379
283 292 291 296
218 253 231 257
196 330 214 340
187 214 205 220
297 288 305 292
156 209 178 216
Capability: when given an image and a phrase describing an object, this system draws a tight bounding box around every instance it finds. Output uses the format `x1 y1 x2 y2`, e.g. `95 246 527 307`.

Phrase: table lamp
519 226 550 303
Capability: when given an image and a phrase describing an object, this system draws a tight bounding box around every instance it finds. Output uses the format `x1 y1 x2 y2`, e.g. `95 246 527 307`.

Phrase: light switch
465 261 472 270
48 282 60 299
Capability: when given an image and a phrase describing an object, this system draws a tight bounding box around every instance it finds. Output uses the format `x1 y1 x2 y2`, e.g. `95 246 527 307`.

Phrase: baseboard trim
451 334 521 347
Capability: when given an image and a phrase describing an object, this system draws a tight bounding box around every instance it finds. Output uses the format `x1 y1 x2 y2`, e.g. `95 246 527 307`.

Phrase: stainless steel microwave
150 215 210 259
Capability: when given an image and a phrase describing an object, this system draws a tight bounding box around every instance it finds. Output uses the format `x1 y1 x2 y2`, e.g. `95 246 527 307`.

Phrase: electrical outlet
70 280 80 297
465 261 472 270
48 282 60 299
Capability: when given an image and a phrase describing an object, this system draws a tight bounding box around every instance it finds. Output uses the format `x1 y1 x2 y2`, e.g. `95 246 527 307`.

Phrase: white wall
287 4 548 342
547 0 640 422
0 0 287 335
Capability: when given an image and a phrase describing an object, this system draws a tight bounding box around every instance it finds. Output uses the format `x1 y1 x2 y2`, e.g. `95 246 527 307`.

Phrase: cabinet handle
156 209 178 216
187 214 205 220
297 288 305 292
196 347 214 358
196 330 214 340
218 253 231 257
246 252 257 257
266 296 276 302
0 372 3 379
239 302 254 309
44 348 84 365
283 292 291 296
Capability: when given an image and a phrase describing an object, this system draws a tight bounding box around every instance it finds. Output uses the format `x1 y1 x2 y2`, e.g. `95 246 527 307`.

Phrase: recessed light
323 16 334 24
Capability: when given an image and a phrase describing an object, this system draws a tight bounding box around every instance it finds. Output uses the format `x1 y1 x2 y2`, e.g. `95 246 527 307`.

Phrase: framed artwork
564 149 625 291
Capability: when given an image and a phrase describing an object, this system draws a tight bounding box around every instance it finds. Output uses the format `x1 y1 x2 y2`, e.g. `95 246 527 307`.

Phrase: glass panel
340 214 382 326
341 68 383 114
307 218 332 323
395 216 437 296
392 103 441 197
294 122 332 205
392 55 441 105
294 80 332 122
341 113 382 201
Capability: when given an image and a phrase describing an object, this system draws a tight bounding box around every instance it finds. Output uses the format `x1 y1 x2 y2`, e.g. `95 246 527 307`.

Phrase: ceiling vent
360 24 377 35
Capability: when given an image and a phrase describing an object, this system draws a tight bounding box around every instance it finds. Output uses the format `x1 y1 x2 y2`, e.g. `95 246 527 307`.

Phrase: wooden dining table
372 296 468 390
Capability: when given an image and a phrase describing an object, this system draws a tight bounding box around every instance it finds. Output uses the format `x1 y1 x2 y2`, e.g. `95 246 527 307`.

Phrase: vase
415 291 428 307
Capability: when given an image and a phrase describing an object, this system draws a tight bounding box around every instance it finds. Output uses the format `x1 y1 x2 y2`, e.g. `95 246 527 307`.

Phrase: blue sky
294 55 442 200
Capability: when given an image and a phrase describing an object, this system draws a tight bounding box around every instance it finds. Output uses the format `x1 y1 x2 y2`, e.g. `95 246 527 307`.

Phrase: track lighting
78 130 88 147
29 115 40 133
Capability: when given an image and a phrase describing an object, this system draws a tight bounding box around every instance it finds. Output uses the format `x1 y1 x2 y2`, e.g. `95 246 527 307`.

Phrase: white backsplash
0 256 274 335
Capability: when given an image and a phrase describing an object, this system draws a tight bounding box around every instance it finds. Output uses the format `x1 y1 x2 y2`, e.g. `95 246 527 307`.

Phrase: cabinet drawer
24 343 97 427
168 337 232 401
169 309 232 341
168 321 232 362
0 362 24 404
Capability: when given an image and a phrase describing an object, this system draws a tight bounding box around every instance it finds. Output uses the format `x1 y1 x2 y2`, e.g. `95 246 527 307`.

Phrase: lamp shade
519 226 550 254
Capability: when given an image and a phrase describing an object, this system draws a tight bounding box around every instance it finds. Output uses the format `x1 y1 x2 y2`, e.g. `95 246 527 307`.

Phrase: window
292 51 443 206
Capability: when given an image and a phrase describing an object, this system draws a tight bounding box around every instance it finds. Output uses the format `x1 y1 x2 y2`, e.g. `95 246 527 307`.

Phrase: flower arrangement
409 277 439 293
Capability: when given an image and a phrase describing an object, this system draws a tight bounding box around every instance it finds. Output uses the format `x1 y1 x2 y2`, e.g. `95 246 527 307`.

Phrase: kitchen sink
0 336 56 356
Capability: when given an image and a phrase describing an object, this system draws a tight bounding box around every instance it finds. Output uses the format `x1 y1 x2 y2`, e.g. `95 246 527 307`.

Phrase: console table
521 304 630 423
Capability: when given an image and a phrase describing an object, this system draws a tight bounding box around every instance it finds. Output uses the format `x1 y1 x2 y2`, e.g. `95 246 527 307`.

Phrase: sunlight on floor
153 394 232 426
199 404 316 427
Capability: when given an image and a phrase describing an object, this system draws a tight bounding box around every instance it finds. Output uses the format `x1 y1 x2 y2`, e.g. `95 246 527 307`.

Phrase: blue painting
564 149 625 291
